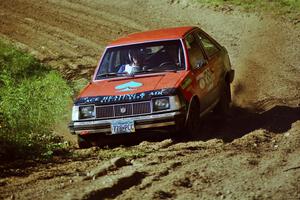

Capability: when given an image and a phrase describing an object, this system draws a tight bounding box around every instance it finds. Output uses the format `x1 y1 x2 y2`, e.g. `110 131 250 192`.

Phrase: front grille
115 104 133 116
133 102 151 115
96 106 114 118
95 101 151 119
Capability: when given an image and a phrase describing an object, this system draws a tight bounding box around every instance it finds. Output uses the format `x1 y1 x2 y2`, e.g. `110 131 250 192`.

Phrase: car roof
108 26 197 47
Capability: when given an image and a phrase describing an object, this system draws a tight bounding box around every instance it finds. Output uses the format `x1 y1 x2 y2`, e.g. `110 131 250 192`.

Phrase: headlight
152 97 170 111
72 106 79 121
170 96 182 110
79 105 95 119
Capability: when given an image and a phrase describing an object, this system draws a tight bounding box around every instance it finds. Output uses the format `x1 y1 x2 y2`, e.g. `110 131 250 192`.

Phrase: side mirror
196 59 208 68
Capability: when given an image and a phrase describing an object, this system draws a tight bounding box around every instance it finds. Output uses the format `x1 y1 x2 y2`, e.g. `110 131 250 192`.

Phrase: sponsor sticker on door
197 68 214 91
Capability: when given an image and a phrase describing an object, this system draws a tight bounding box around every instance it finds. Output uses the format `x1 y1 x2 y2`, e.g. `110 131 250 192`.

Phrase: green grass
0 40 73 161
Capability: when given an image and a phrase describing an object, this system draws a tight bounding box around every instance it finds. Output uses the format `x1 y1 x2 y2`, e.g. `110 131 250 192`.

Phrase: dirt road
0 0 299 199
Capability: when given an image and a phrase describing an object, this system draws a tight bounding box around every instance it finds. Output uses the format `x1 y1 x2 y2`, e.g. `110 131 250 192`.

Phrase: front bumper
69 111 185 135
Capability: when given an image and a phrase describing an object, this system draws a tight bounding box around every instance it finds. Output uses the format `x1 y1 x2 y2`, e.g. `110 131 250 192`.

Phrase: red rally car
69 26 234 147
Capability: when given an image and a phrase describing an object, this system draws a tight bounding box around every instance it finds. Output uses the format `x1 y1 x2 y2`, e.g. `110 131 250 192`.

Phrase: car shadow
197 105 300 143
94 105 300 147
93 130 171 148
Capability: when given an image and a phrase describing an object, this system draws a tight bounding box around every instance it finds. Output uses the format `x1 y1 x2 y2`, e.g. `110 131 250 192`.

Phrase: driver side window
185 33 205 69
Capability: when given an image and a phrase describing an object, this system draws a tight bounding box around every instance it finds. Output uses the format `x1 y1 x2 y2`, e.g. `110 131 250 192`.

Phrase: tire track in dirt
114 127 300 200
1 0 116 45
42 158 146 200
0 14 97 77
49 0 147 32
0 0 147 50
0 1 99 70
0 0 148 78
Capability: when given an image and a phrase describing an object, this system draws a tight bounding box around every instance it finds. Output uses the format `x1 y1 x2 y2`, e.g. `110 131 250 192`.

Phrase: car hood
76 71 189 105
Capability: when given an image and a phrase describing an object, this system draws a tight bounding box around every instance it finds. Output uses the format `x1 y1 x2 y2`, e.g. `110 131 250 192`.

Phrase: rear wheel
77 135 92 149
214 81 231 115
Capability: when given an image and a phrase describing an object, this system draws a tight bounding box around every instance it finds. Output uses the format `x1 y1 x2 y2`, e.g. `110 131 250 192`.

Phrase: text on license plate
111 119 135 134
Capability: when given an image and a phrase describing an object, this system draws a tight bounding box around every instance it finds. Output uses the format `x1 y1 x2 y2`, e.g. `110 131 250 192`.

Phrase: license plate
111 119 135 134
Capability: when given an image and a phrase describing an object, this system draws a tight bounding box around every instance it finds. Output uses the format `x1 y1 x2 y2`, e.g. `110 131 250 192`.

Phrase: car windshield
96 40 185 79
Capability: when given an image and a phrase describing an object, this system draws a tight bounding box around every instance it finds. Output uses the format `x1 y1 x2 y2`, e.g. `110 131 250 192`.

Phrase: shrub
0 72 71 133
0 41 50 82
0 40 72 160
71 78 90 96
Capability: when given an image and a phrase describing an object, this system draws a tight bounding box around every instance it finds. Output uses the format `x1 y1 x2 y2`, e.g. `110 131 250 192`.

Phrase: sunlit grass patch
0 40 73 160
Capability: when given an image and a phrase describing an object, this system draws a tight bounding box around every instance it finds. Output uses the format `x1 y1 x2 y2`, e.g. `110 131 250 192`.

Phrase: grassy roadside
197 0 300 21
0 40 73 161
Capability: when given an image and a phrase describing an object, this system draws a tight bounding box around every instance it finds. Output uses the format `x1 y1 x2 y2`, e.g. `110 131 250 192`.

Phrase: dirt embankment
0 0 299 199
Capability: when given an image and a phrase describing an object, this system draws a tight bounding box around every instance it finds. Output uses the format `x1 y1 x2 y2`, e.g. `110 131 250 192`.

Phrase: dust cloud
232 16 299 110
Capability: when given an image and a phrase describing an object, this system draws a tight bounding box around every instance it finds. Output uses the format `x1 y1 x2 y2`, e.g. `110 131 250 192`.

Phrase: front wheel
77 135 92 149
171 100 201 140
186 100 201 137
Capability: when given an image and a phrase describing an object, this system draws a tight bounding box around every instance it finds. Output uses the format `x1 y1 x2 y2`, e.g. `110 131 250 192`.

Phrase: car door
184 32 212 112
193 30 223 108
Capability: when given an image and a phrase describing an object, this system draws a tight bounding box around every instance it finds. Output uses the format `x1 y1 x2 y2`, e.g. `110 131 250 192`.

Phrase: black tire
171 100 200 140
186 99 201 137
214 81 231 115
77 135 92 149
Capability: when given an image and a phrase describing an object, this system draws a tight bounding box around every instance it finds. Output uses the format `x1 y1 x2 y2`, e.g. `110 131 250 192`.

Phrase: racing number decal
198 68 214 91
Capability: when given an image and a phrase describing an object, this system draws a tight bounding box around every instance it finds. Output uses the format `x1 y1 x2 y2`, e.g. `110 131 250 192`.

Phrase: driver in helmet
118 49 143 74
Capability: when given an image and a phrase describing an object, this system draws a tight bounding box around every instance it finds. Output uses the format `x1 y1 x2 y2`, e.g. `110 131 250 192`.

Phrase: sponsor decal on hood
75 88 177 105
115 81 143 92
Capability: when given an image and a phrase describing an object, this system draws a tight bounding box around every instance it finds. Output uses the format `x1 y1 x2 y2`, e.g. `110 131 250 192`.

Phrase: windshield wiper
135 69 178 74
96 72 127 78
161 69 178 72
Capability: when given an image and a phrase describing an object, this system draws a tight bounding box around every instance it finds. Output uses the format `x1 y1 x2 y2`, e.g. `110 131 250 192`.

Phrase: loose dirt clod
85 157 128 180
